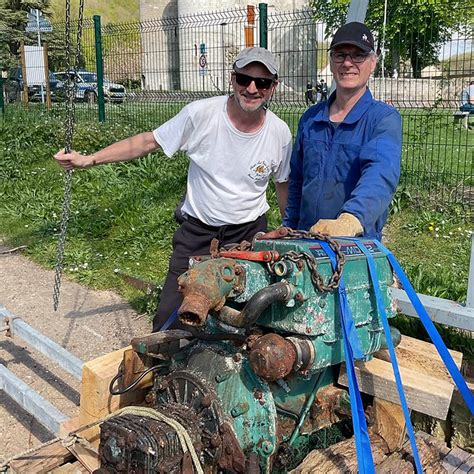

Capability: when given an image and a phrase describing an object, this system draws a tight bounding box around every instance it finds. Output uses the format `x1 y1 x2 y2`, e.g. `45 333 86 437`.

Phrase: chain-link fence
1 5 473 214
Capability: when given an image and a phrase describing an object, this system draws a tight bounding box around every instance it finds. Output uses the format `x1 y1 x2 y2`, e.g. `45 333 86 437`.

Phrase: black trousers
152 214 267 332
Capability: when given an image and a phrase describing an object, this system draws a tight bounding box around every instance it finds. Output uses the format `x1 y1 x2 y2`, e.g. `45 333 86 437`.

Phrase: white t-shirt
153 96 292 226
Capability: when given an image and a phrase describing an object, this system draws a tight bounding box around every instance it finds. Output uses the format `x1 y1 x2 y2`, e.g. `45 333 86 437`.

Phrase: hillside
49 0 139 24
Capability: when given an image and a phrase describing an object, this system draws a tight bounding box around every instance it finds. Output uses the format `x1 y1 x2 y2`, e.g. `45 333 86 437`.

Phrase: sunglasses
233 72 275 90
330 51 371 64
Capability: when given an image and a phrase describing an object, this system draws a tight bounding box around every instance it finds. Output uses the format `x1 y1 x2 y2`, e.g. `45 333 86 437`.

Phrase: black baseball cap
329 22 375 53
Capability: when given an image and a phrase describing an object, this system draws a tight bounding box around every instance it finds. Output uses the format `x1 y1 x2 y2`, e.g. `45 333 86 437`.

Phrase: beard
234 92 268 113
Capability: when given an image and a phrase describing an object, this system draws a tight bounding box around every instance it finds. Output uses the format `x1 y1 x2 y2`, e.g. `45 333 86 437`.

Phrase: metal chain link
275 228 345 292
52 0 85 311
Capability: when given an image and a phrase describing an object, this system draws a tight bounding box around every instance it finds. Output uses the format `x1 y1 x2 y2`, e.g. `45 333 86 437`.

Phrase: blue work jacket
283 89 402 240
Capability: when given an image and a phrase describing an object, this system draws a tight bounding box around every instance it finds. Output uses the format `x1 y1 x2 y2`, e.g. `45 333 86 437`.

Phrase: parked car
6 67 64 102
54 70 126 104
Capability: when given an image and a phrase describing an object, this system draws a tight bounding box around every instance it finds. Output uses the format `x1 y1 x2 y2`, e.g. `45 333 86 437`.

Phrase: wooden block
453 454 474 473
78 346 146 448
66 441 100 473
374 335 463 381
377 432 447 473
338 335 463 420
8 440 74 474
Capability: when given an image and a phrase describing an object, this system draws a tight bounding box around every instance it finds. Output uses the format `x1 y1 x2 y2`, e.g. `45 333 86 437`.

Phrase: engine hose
240 281 292 328
109 365 163 396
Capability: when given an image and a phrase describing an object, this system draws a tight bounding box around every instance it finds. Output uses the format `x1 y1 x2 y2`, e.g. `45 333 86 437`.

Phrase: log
289 433 389 473
369 398 407 452
377 432 447 473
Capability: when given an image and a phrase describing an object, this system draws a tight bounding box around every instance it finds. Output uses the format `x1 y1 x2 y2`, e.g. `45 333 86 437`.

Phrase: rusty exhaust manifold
177 258 242 326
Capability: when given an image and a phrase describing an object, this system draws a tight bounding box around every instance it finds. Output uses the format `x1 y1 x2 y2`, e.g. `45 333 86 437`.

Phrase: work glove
310 213 363 237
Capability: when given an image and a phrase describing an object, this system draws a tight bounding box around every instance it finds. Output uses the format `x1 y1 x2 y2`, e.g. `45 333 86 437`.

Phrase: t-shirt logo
248 161 270 181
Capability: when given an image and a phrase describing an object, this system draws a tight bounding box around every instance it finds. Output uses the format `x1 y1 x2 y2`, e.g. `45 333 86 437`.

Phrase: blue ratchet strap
159 306 179 331
319 241 375 474
349 238 422 473
373 240 474 415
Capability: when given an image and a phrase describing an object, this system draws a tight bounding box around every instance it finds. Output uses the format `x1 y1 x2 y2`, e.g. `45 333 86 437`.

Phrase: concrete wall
140 1 179 91
369 77 469 108
139 0 310 91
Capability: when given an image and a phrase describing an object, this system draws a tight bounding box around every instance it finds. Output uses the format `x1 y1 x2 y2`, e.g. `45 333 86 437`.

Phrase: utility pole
35 9 45 103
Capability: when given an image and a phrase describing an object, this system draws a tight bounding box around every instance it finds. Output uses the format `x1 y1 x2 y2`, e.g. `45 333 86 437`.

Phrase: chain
275 228 345 292
52 0 85 311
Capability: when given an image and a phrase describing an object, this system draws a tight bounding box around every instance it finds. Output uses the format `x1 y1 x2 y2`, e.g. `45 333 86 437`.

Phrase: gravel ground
0 241 151 464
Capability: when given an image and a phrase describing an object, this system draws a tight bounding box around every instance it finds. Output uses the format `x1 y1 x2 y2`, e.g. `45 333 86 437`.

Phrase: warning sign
199 54 208 77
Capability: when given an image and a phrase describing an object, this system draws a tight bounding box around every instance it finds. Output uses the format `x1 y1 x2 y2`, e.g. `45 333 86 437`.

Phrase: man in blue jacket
284 22 402 240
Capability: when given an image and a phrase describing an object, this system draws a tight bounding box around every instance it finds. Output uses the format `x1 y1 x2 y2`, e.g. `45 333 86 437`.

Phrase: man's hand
310 213 363 237
54 149 95 171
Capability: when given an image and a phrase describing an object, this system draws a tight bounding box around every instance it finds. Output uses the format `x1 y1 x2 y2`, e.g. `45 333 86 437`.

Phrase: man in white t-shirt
54 47 292 332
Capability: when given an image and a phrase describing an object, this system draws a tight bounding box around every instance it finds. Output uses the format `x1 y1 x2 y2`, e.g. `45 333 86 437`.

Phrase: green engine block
100 237 398 473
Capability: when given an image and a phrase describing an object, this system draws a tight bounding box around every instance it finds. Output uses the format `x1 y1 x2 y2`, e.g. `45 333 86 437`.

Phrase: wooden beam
77 346 146 448
338 335 463 420
50 461 89 473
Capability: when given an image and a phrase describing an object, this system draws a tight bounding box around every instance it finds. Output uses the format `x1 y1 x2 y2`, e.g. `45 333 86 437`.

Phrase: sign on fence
25 9 53 33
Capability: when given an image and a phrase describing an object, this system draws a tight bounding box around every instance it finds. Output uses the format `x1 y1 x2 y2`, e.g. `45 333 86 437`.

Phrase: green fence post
259 3 268 49
94 15 106 123
0 78 4 116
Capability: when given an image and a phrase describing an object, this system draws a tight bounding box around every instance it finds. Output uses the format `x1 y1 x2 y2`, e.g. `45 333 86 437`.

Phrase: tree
309 0 471 78
0 0 60 70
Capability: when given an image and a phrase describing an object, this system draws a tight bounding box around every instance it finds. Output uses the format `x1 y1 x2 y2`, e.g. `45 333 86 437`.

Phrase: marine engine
98 230 399 473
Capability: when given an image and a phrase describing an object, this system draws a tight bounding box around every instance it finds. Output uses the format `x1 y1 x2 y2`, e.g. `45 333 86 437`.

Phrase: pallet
7 438 95 473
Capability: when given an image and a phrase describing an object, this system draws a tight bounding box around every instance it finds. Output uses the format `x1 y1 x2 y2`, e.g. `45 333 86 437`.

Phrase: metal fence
1 5 473 214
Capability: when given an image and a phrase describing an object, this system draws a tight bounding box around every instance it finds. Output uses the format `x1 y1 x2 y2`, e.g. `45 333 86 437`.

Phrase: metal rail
0 306 84 380
0 306 84 434
0 364 69 435
391 288 474 332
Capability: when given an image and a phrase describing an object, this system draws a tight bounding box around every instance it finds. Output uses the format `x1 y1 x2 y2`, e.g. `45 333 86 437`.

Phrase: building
139 1 313 92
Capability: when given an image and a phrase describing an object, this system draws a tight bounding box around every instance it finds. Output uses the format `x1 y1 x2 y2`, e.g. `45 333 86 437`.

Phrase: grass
49 0 139 25
0 104 472 359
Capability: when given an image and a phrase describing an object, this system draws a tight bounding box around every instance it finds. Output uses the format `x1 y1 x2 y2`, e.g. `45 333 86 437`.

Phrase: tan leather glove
310 213 363 237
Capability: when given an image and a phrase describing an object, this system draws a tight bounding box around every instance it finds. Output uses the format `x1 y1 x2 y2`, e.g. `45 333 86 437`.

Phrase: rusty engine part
249 333 297 381
177 258 243 326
